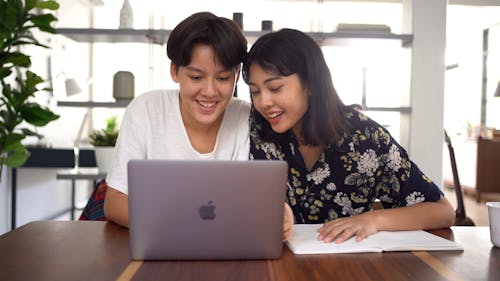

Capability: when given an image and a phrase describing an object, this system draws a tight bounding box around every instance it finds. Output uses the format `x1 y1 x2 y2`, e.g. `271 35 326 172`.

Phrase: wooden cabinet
475 138 500 202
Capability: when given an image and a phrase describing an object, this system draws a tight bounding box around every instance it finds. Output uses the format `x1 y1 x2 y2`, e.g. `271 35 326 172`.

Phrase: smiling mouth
197 100 217 109
267 111 283 119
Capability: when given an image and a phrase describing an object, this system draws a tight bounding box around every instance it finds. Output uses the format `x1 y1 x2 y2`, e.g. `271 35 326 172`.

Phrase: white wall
0 167 8 234
404 0 447 185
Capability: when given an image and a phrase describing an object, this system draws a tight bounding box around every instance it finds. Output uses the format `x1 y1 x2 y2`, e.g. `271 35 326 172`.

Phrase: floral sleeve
367 126 444 209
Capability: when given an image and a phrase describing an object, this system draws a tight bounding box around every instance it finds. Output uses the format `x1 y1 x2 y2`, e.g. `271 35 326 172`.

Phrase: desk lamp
62 79 88 173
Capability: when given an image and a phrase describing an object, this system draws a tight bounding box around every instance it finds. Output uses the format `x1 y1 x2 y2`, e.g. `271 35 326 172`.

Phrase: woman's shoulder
126 89 176 110
133 89 175 102
336 108 393 149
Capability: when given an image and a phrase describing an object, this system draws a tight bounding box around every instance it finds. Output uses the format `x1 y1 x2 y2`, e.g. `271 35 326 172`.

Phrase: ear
170 63 179 83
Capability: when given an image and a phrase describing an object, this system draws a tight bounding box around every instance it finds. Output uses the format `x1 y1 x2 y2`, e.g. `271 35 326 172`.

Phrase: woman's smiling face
171 43 238 129
247 63 309 137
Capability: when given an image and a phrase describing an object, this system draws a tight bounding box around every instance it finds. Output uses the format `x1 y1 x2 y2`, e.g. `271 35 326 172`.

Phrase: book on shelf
286 224 463 254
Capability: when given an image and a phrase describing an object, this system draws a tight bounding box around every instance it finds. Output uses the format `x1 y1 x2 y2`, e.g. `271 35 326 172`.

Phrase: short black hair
242 28 349 146
167 12 247 70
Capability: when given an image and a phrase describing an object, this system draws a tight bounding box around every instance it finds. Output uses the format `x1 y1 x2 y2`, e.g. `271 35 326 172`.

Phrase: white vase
94 147 115 174
119 0 133 29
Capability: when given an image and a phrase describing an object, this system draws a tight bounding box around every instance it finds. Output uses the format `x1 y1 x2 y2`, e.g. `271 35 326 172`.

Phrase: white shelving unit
55 28 413 114
56 100 131 108
57 28 413 47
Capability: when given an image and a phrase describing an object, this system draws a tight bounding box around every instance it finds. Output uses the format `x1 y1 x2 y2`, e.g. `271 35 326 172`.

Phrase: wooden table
0 221 498 281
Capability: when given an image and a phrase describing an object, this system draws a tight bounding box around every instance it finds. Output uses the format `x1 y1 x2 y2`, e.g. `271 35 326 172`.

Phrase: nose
256 91 273 108
202 79 217 97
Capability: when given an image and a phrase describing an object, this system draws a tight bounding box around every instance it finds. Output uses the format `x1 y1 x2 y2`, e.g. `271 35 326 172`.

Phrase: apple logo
198 200 216 220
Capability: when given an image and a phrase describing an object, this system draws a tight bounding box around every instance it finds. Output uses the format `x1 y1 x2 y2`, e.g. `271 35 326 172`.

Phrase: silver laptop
128 159 288 260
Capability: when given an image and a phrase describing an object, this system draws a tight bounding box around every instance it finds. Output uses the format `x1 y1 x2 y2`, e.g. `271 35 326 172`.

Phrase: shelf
56 28 170 44
364 107 412 113
57 99 131 108
57 28 413 46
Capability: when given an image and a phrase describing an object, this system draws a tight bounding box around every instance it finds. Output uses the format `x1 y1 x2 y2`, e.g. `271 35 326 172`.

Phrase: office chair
444 130 475 226
79 179 108 221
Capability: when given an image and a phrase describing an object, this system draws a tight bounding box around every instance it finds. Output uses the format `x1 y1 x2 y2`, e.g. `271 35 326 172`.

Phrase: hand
283 203 294 240
317 213 378 243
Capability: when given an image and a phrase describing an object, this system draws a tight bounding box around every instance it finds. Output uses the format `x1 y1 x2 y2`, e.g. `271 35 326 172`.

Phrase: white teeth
267 112 282 118
198 101 216 108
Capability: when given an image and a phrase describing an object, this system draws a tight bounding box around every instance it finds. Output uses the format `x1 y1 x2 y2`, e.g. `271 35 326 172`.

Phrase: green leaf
4 133 25 150
3 52 31 67
4 149 30 168
37 24 57 34
20 103 60 126
24 70 44 89
0 68 12 80
25 0 37 11
20 127 43 138
4 138 25 153
0 1 20 32
35 1 60 10
29 14 58 31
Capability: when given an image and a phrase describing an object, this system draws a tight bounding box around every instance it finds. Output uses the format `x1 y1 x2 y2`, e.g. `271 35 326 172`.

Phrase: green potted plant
89 116 119 173
0 0 60 182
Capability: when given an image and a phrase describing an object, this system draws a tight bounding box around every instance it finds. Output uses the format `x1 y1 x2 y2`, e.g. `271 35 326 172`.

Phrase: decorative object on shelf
89 116 119 173
119 0 134 29
0 0 60 180
494 81 500 97
113 71 135 100
48 70 82 97
262 20 273 31
232 12 243 29
64 78 82 96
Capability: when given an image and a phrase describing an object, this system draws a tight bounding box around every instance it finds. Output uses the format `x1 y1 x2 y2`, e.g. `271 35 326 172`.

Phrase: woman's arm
283 203 294 240
318 197 455 243
103 186 130 228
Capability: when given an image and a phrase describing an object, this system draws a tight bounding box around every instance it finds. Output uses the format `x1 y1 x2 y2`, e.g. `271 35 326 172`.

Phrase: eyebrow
184 65 233 74
249 76 282 86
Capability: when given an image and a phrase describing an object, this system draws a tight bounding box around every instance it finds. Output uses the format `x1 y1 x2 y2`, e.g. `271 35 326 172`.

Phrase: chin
198 113 223 126
270 125 288 134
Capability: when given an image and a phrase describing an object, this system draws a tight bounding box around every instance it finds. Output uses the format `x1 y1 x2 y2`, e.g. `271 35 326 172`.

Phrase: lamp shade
64 78 82 96
495 81 500 97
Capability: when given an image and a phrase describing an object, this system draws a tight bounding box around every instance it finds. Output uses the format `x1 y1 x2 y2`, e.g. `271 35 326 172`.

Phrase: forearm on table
370 198 455 231
103 187 130 228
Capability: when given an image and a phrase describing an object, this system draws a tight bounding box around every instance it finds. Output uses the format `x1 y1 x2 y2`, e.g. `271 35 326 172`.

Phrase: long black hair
242 28 349 146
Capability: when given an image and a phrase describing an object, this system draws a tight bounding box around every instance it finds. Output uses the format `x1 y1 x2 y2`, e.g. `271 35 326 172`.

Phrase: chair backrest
444 130 475 226
79 179 108 221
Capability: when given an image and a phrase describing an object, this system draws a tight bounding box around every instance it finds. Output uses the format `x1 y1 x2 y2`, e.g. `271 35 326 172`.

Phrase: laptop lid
128 159 288 260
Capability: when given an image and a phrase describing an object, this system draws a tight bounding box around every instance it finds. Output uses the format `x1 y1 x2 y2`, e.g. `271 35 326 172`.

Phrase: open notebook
286 224 463 254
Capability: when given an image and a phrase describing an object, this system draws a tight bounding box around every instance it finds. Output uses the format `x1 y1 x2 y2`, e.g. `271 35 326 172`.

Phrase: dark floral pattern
250 109 443 224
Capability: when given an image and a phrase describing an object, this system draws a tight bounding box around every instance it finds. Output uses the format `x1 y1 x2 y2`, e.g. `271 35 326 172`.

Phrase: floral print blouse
250 109 444 224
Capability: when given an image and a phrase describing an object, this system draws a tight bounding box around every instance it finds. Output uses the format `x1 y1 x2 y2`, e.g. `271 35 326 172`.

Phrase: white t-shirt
106 89 250 194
